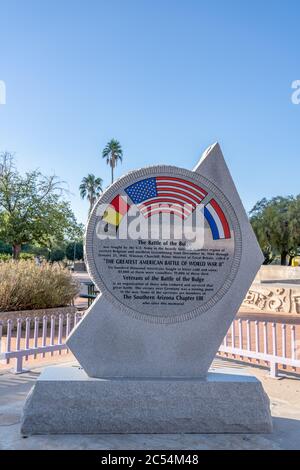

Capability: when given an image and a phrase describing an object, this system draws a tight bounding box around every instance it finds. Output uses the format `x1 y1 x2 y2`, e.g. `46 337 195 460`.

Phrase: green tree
102 139 123 184
48 247 65 262
0 240 11 254
79 174 103 214
0 152 81 259
65 221 84 262
66 241 84 261
250 196 300 265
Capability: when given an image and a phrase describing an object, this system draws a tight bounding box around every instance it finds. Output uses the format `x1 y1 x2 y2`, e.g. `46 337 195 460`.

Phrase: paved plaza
1 356 299 450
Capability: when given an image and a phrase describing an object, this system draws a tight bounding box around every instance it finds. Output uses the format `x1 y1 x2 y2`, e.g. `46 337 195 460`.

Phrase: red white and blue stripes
204 199 231 240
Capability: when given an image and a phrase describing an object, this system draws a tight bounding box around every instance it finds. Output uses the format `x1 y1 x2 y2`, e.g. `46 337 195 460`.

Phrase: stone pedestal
21 366 272 435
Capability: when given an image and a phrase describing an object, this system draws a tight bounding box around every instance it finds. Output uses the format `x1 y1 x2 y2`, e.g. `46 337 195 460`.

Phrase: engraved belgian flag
102 195 130 230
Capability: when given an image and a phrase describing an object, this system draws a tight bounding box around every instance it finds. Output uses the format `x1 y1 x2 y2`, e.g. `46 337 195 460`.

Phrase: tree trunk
111 164 114 184
280 252 288 266
288 256 294 266
89 197 95 214
12 244 21 259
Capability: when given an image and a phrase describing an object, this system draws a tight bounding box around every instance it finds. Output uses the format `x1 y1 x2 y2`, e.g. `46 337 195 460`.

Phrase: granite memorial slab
67 143 262 378
21 142 272 434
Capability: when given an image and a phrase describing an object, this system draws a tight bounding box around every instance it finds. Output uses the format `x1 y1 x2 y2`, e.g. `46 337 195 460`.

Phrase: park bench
79 281 99 307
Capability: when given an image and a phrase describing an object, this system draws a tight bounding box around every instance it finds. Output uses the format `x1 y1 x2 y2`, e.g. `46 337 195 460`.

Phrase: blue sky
0 0 299 224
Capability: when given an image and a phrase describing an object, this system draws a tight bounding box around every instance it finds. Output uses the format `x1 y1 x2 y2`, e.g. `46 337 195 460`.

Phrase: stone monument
21 143 272 434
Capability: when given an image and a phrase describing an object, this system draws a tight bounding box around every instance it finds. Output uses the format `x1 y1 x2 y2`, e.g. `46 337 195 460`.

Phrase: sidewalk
1 357 300 450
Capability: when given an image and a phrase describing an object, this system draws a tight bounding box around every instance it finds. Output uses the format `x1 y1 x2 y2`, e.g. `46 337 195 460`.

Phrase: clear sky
0 0 299 224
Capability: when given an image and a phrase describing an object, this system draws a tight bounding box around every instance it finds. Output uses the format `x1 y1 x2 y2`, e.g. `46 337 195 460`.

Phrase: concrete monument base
21 366 272 435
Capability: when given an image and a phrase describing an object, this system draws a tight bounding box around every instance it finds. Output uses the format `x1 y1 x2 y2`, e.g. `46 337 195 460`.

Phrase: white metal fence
0 313 83 373
219 318 300 377
1 314 300 377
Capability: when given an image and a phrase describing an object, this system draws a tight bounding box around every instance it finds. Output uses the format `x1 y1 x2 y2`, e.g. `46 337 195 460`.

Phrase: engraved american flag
124 177 207 219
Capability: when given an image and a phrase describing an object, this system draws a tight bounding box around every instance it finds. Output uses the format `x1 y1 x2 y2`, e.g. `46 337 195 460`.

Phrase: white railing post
246 320 251 351
238 319 243 350
7 318 23 374
66 313 71 337
282 324 287 359
270 360 278 378
33 317 39 359
25 317 30 361
16 318 22 351
255 320 259 356
50 315 55 356
6 319 12 364
270 323 278 378
263 322 268 356
272 323 278 356
15 354 24 374
65 313 71 354
231 321 235 348
42 316 47 358
291 325 296 361
58 314 63 355
13 318 24 374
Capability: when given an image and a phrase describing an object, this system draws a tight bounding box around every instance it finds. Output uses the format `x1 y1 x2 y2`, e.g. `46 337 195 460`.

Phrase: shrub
0 253 12 261
19 252 35 261
0 253 35 261
0 260 79 312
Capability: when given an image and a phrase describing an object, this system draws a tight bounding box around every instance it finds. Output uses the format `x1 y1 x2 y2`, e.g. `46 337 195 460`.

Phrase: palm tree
102 139 123 184
79 174 103 214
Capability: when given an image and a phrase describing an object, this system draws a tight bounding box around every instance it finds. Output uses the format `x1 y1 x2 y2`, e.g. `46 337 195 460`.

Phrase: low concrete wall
74 262 86 272
242 282 300 317
0 305 76 324
254 265 300 283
